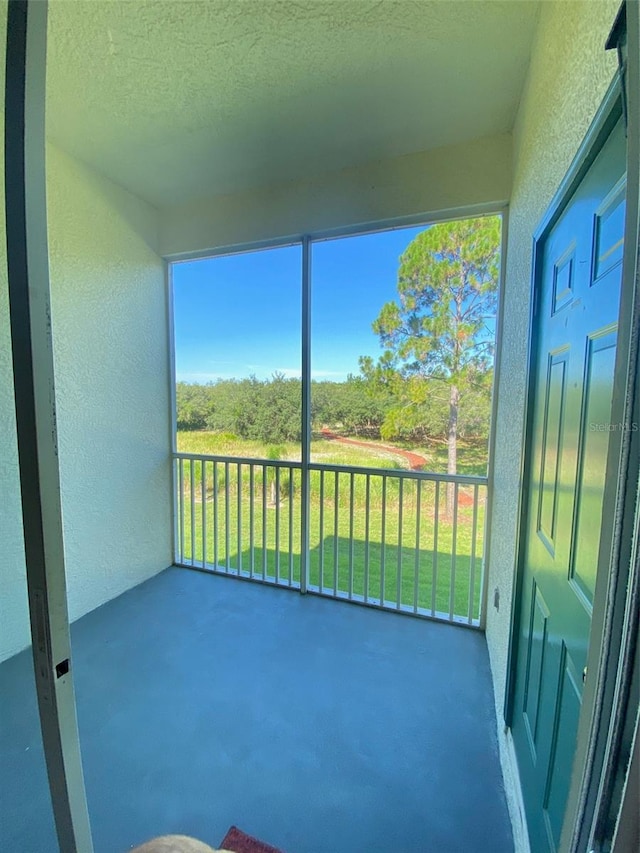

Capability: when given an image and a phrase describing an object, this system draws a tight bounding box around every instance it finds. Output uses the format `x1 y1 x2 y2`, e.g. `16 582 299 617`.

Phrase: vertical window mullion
300 236 312 593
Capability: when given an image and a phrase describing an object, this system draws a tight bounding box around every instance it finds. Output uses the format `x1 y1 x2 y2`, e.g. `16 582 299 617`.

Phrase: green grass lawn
176 430 488 475
175 432 487 622
408 437 489 476
177 431 411 469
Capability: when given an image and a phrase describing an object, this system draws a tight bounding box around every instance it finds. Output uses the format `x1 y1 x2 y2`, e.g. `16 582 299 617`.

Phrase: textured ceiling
46 0 540 208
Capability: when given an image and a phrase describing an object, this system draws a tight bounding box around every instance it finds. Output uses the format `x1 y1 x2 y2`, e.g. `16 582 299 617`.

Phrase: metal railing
173 453 488 627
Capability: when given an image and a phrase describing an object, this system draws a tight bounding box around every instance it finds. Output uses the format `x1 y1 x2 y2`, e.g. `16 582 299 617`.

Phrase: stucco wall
160 131 512 257
0 130 172 660
486 1 620 847
47 145 172 642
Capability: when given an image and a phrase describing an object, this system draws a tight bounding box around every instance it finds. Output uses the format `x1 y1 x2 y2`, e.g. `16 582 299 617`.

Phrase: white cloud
178 366 349 383
177 371 237 383
246 365 301 379
311 370 347 379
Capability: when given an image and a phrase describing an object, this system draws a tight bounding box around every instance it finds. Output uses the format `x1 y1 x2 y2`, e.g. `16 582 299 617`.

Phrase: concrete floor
0 568 513 853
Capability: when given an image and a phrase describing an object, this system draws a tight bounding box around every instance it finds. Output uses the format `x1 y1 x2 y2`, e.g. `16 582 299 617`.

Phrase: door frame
577 4 640 849
4 1 94 850
504 4 640 847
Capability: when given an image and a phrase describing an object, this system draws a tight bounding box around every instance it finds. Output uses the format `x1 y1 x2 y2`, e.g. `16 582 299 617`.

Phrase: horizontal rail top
174 451 303 469
307 461 486 485
173 452 487 485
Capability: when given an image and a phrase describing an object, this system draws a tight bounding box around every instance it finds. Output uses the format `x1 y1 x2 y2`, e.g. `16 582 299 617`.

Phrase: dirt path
320 428 427 471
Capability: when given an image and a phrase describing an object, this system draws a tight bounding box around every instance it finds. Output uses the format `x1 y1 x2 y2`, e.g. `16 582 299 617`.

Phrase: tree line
176 369 492 446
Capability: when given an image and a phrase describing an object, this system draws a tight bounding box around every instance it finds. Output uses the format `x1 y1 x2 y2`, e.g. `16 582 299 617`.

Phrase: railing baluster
214 461 220 569
178 458 185 564
224 462 230 573
364 474 370 603
275 467 281 584
213 460 219 570
249 464 255 578
449 483 459 621
348 472 355 600
319 469 324 593
469 484 479 625
414 479 421 614
381 476 386 606
432 481 439 617
237 462 242 576
288 467 294 587
262 464 267 580
397 478 403 609
173 457 180 564
201 459 207 569
190 458 195 567
478 486 487 625
333 471 339 596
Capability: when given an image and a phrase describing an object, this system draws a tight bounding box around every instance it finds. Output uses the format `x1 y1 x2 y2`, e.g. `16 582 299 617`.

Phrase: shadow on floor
191 535 482 620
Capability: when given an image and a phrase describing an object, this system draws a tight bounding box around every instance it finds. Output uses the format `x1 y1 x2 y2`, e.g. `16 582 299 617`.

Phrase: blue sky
172 224 426 383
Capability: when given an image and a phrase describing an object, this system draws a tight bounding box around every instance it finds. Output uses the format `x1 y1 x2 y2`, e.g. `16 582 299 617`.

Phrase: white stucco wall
486 1 620 848
160 131 512 257
46 146 172 639
0 128 172 660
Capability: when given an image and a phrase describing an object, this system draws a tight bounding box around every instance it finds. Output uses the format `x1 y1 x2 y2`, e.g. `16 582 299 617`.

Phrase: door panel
570 332 618 607
542 644 582 850
512 119 626 852
537 350 568 554
523 580 550 757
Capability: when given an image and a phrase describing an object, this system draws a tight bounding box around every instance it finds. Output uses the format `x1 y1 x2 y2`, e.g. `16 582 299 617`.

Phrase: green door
511 118 626 852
